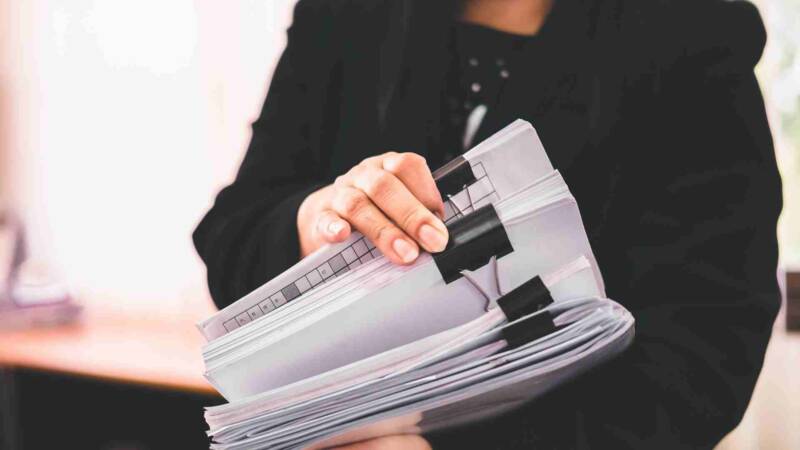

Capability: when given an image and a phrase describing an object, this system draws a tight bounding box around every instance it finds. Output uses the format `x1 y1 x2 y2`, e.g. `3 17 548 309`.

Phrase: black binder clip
496 275 558 348
497 276 555 322
502 311 558 349
433 157 477 197
432 204 513 284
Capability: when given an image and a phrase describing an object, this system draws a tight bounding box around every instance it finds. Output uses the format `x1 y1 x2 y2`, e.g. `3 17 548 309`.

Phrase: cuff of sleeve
210 183 324 310
257 183 323 277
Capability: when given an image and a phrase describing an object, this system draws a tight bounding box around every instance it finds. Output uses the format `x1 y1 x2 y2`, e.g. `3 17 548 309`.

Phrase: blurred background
0 0 797 449
0 0 299 318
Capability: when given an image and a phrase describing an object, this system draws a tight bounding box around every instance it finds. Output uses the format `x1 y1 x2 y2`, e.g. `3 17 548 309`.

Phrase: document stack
198 120 635 450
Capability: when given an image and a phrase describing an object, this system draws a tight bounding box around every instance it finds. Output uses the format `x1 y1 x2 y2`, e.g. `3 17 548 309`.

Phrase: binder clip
496 274 558 349
497 275 555 322
502 310 558 349
433 204 513 284
433 157 477 197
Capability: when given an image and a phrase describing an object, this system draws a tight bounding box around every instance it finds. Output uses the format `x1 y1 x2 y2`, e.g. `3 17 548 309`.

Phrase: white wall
0 0 298 316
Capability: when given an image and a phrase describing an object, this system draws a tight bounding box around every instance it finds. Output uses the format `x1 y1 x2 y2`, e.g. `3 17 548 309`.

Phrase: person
193 0 783 448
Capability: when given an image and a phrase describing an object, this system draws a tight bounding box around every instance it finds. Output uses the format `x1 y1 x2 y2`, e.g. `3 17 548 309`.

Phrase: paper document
199 120 554 341
196 119 634 450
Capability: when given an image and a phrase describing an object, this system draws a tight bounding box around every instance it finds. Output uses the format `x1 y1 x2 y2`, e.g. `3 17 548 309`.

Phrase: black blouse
439 22 536 162
434 1 594 176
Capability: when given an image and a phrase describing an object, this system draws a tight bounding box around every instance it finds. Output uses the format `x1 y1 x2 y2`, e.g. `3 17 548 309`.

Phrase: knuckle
364 169 393 198
334 189 368 217
363 153 387 166
388 152 426 174
348 164 365 179
361 155 379 166
399 207 427 232
371 222 396 244
401 152 426 168
405 152 426 166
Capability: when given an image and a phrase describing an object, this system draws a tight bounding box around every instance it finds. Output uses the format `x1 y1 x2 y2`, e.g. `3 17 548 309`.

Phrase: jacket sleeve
427 3 782 449
193 0 336 309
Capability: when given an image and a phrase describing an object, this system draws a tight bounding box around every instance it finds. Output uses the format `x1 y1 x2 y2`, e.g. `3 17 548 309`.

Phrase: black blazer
193 1 783 448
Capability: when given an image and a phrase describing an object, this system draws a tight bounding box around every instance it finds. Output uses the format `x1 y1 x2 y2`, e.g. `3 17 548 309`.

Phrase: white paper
199 120 552 341
196 119 636 450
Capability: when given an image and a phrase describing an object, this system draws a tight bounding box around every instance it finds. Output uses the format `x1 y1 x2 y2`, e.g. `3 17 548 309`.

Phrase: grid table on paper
222 162 498 333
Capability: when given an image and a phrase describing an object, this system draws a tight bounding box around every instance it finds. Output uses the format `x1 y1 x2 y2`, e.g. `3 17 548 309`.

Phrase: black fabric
440 21 536 158
193 0 783 448
497 276 555 322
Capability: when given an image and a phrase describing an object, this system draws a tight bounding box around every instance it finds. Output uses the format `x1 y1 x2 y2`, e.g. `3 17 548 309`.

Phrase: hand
297 152 449 265
328 435 432 450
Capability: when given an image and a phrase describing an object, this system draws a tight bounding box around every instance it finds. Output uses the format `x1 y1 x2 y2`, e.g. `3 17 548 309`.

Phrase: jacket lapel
377 0 412 136
378 0 458 155
375 0 623 172
473 0 597 171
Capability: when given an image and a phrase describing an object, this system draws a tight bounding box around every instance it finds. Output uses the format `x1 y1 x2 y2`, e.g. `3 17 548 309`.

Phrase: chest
327 32 597 173
321 14 662 237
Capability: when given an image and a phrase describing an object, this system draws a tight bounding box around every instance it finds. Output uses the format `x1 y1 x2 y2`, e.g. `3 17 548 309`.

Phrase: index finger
378 152 445 219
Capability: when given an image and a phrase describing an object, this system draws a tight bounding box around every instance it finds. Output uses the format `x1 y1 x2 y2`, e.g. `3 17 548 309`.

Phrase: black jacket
193 1 783 448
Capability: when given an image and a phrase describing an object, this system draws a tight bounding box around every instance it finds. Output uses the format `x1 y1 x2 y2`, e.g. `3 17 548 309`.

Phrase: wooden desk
0 306 220 448
0 307 216 395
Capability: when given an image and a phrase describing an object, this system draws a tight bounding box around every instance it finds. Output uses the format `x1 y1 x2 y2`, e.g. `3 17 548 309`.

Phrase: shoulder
592 0 766 75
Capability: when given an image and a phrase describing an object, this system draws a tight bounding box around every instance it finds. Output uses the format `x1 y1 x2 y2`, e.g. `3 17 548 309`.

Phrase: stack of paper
198 119 558 342
197 120 635 449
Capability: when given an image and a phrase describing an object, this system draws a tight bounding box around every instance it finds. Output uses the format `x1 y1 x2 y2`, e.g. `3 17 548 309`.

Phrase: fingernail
328 220 345 235
419 223 448 252
392 238 419 264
